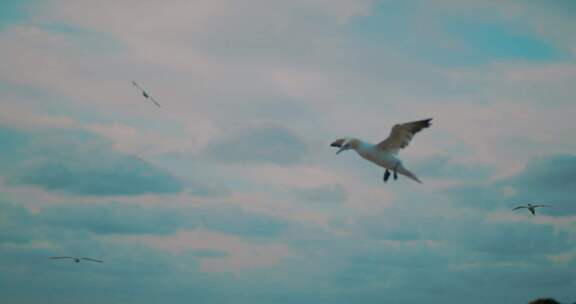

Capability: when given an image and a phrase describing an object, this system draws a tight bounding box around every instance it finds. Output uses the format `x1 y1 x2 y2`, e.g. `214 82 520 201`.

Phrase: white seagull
331 118 432 183
132 81 161 108
513 203 551 216
50 256 103 263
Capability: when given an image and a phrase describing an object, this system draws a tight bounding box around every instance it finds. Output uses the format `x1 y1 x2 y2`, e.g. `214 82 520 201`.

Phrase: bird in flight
131 81 161 108
513 203 551 216
331 118 432 183
50 256 103 263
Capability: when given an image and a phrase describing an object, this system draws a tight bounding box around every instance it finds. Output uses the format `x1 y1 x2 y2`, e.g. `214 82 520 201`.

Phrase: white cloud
86 121 215 157
0 103 78 130
118 229 292 273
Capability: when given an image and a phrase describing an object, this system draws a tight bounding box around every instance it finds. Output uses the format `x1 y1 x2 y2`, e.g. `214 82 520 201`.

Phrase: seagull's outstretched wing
50 256 75 260
132 81 144 91
149 96 161 108
513 206 528 210
534 204 551 208
377 118 432 153
132 81 161 108
81 257 103 263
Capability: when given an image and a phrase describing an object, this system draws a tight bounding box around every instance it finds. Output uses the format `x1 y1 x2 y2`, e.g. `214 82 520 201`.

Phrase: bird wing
377 118 432 153
534 204 551 208
132 81 145 92
81 258 103 263
149 96 161 108
513 206 527 210
50 256 75 260
132 81 161 107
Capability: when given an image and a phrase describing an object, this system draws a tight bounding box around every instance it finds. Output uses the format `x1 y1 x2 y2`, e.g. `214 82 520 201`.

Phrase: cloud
38 203 182 235
456 262 576 291
0 125 185 196
0 200 36 244
447 183 504 210
12 159 183 196
412 154 493 179
136 230 292 273
37 0 373 62
356 208 437 241
0 235 215 304
442 217 573 257
1 199 292 239
333 241 451 290
505 154 576 192
188 249 229 258
291 183 347 204
448 154 576 215
205 124 307 165
188 203 291 238
0 200 176 241
354 199 574 258
0 197 294 278
502 154 576 216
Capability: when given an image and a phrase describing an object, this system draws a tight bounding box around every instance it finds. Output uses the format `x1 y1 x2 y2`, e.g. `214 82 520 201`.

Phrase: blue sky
1 1 575 303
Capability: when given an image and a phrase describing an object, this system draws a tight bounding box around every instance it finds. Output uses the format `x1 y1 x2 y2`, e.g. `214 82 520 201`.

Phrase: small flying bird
331 118 432 183
50 256 103 263
513 203 551 216
131 81 161 108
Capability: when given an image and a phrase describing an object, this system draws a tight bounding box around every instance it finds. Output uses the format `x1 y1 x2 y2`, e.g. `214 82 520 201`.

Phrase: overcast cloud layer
1 1 575 303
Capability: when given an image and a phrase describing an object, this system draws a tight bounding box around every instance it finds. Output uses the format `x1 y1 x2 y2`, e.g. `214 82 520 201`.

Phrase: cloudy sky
1 1 575 303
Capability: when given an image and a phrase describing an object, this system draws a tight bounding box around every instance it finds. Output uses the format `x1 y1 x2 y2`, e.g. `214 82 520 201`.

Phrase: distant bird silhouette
50 256 103 263
132 81 161 108
513 203 551 216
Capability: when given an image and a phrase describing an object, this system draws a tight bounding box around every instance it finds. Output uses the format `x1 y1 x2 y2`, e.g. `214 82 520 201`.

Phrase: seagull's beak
336 146 347 155
331 139 347 155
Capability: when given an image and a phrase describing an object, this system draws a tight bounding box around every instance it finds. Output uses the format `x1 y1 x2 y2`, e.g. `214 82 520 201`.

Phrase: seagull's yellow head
330 138 360 155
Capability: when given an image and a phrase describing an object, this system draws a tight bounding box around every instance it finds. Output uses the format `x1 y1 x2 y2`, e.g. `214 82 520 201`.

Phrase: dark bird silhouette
132 81 161 108
50 256 103 263
513 203 551 216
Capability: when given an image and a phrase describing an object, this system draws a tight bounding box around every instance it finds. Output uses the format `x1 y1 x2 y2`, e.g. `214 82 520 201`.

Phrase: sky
1 0 575 303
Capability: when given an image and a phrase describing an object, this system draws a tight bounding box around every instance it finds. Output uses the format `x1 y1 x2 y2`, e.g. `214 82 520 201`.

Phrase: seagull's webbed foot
383 169 390 183
393 162 399 180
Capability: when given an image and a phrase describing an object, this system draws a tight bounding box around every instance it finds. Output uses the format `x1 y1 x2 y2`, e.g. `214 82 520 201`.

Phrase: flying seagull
50 256 103 263
513 203 551 216
131 81 161 108
331 118 432 183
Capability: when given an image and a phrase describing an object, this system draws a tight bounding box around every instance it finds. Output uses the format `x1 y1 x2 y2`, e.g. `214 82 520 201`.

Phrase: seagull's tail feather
397 166 422 183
